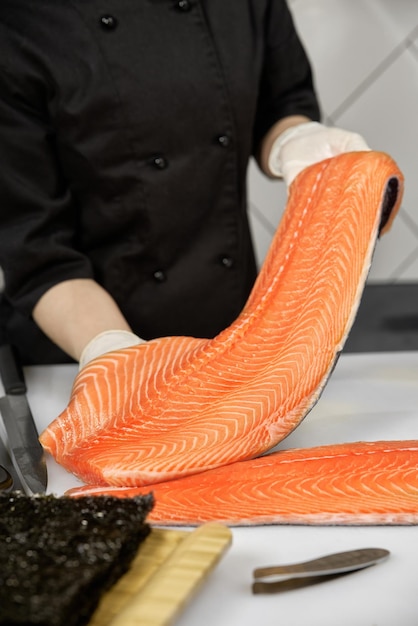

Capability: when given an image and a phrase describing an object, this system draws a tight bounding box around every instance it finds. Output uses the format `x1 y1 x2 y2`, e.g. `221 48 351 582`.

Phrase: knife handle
0 344 27 395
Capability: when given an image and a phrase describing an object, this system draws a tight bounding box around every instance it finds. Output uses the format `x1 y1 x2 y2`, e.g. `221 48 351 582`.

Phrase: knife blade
0 344 47 494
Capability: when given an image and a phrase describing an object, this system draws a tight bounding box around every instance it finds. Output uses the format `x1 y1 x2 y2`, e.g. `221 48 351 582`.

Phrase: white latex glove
79 330 145 369
268 121 370 187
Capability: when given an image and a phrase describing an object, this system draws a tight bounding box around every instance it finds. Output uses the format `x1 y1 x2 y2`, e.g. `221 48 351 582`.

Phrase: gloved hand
268 121 370 187
79 330 145 369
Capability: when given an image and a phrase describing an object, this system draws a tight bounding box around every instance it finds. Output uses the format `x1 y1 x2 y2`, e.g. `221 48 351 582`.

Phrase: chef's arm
258 114 311 176
259 115 371 187
257 0 369 186
32 278 141 364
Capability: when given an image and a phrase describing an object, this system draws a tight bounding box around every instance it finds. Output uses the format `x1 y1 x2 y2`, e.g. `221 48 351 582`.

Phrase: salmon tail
379 174 403 235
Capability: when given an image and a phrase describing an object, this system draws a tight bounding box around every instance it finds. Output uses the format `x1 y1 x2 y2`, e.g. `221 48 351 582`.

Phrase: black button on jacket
0 0 320 364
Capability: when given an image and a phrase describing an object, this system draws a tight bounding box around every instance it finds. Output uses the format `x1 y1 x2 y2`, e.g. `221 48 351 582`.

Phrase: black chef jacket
0 0 320 364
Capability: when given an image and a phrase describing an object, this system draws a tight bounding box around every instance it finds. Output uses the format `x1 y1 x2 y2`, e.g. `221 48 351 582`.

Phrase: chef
0 0 369 366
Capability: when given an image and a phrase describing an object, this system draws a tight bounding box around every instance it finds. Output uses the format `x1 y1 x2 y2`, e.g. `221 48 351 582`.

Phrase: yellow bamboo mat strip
90 523 232 626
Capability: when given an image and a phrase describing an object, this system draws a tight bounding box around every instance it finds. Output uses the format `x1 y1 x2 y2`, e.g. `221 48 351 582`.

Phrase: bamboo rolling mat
90 523 232 626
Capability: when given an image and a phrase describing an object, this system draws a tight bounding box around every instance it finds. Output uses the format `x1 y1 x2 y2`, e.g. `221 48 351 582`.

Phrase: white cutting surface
9 351 418 626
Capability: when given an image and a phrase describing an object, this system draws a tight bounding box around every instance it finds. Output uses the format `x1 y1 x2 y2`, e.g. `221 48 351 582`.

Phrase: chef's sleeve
253 0 322 152
0 59 94 319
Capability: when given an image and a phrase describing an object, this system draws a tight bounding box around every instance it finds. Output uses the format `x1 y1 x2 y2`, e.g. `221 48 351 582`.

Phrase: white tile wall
248 0 418 282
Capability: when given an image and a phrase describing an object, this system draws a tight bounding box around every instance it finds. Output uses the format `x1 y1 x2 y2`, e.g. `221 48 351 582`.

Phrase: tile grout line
398 206 418 239
249 201 278 236
328 25 418 123
386 206 418 279
387 245 418 281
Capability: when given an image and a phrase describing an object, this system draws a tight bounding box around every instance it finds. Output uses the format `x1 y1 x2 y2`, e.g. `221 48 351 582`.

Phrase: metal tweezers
252 547 390 594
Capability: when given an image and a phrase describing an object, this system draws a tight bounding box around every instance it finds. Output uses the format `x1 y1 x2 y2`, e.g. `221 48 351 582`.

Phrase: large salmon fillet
67 440 418 525
40 152 403 488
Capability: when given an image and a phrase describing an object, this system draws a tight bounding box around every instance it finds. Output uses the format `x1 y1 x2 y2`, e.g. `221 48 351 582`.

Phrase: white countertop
19 352 418 625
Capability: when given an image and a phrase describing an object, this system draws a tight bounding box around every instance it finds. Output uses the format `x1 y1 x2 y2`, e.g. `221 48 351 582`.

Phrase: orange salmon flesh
67 440 418 526
40 152 410 525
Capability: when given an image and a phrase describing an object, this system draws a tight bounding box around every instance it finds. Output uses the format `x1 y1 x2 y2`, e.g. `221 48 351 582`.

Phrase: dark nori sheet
0 491 154 626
